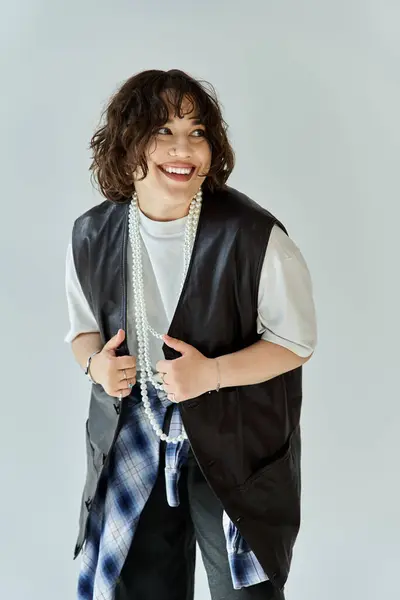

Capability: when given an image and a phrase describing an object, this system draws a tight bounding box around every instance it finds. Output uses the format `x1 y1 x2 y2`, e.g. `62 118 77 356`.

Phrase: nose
169 135 191 158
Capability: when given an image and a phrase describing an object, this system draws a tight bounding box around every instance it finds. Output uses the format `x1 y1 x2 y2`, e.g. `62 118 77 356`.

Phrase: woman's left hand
156 335 218 403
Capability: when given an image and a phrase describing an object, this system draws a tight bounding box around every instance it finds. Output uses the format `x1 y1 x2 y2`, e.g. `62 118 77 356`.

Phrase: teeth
163 167 192 175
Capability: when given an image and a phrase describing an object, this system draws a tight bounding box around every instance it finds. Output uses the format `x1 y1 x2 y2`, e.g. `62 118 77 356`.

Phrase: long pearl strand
128 190 202 443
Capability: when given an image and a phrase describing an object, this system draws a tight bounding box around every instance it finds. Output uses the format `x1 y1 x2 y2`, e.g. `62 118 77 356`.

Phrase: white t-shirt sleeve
257 225 317 358
64 242 100 343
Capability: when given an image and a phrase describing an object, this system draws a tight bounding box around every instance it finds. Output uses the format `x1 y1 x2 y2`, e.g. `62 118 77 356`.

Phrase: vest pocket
236 427 300 525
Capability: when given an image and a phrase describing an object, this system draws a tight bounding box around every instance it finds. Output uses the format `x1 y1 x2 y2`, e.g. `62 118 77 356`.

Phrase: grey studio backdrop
1 1 399 599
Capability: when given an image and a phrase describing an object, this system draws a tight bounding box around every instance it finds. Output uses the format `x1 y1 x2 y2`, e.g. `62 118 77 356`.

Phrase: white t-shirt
64 209 317 368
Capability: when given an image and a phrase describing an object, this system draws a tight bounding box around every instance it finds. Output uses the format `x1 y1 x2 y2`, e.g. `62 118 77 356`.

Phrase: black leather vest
72 185 302 590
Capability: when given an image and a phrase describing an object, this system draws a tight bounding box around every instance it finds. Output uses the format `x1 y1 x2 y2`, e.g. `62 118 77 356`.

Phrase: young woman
65 69 317 600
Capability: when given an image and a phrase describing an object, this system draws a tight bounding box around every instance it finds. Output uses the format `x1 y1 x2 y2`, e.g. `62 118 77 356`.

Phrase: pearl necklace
128 190 202 444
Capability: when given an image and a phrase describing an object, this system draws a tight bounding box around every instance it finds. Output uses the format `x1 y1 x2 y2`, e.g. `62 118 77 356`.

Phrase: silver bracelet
215 358 221 392
84 350 100 385
209 358 221 393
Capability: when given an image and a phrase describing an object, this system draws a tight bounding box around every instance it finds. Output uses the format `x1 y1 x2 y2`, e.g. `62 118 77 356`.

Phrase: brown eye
191 129 206 137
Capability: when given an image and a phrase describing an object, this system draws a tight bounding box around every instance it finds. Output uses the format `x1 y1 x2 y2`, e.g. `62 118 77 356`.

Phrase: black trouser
115 445 285 600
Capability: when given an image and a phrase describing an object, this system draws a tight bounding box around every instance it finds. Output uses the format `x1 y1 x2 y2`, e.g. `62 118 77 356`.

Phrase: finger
162 379 171 391
121 376 136 388
115 386 131 398
156 359 169 373
116 371 136 389
115 355 137 369
119 368 136 381
162 334 192 355
167 392 180 403
104 329 125 351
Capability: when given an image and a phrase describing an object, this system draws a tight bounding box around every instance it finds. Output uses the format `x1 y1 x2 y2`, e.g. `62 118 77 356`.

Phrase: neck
134 190 194 222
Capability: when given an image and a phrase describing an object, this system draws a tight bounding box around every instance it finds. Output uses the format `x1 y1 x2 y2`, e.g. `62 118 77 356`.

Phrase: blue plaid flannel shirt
77 383 267 599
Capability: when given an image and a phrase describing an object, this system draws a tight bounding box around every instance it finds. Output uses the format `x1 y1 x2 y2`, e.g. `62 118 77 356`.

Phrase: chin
157 180 200 203
166 185 199 201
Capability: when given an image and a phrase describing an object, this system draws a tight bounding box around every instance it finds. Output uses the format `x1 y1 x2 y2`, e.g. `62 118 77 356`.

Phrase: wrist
85 350 101 384
214 358 221 391
207 358 221 393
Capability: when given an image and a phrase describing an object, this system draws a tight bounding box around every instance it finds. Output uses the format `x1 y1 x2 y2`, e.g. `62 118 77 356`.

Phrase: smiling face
133 94 212 219
90 70 235 206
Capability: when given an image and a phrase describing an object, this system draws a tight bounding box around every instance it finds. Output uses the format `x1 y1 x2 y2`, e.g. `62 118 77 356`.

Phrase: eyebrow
166 117 204 125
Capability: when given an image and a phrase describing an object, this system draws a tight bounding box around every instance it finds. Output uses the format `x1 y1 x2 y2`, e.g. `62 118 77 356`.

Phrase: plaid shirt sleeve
222 511 269 589
165 404 269 590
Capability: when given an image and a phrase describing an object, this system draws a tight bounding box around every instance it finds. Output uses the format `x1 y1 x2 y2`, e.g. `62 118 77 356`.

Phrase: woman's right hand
90 329 136 398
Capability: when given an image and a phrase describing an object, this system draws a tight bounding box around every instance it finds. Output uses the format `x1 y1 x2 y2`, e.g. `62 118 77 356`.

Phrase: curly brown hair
89 69 235 203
